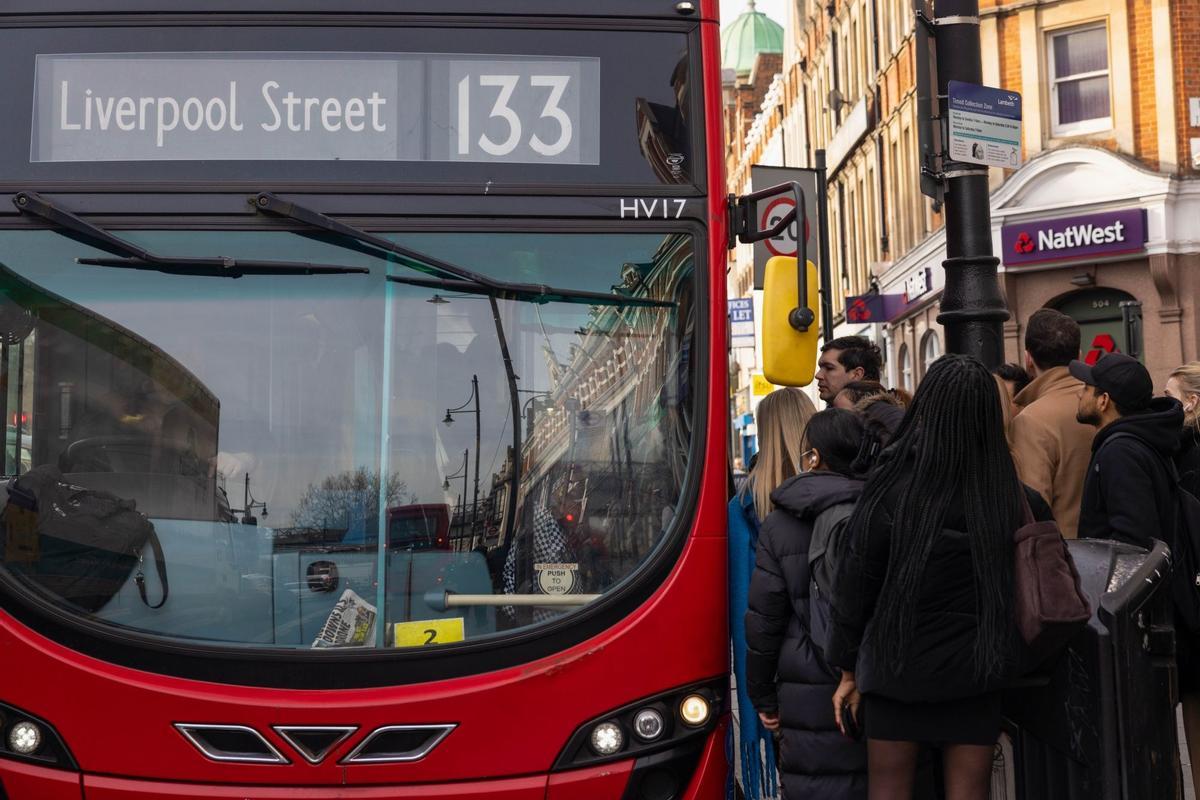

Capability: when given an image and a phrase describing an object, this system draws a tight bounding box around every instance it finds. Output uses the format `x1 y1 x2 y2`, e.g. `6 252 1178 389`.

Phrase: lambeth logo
1014 232 1035 254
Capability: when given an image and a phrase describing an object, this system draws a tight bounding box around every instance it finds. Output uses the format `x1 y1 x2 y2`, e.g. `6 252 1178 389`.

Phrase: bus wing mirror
762 256 820 387
729 179 816 343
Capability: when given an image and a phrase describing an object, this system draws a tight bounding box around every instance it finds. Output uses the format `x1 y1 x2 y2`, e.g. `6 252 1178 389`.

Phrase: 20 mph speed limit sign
751 166 820 289
761 196 805 258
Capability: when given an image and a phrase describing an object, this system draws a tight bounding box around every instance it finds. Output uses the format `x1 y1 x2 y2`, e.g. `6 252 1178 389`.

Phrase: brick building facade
727 0 1200 392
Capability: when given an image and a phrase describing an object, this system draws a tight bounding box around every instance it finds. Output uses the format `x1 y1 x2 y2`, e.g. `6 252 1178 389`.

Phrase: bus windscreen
0 227 696 652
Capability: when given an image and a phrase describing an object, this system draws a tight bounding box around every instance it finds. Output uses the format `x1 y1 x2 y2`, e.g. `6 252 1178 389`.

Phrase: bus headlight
8 721 41 755
632 708 665 742
589 721 624 756
0 702 75 770
679 694 711 727
553 678 724 770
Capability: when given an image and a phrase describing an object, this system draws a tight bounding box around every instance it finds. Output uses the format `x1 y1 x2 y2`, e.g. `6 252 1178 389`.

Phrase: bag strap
1018 490 1036 527
134 530 169 609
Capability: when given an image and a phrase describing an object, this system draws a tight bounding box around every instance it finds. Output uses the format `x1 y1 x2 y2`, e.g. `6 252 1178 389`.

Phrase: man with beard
815 336 883 406
1074 353 1183 546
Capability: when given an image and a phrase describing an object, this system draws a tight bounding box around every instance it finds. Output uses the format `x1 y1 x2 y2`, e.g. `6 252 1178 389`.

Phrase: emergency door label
535 562 579 595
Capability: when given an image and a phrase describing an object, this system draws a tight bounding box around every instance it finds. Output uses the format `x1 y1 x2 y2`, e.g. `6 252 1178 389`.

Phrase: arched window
920 330 941 377
899 343 913 392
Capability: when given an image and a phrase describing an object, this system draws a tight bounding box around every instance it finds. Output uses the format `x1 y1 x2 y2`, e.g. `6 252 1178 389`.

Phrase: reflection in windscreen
0 230 694 650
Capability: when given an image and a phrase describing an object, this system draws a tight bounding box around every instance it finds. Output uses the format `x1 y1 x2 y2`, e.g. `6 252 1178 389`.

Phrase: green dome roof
721 1 784 77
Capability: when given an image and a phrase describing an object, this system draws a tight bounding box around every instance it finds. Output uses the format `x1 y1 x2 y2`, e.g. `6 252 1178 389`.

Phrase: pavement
732 692 1199 798
1181 705 1196 800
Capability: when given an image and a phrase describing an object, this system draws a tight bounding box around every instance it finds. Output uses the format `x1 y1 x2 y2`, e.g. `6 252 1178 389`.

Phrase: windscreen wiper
12 192 369 278
251 192 674 309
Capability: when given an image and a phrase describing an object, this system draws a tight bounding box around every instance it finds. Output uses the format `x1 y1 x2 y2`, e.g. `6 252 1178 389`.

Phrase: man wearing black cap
1073 353 1184 546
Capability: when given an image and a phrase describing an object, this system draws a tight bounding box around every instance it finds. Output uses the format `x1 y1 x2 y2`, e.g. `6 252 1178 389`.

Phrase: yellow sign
751 373 777 397
393 617 465 648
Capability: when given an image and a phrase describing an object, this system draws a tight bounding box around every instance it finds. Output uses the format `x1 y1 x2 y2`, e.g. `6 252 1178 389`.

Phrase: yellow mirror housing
762 256 820 387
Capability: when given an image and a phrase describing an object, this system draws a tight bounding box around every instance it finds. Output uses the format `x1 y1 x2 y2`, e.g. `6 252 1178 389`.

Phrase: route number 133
456 73 574 159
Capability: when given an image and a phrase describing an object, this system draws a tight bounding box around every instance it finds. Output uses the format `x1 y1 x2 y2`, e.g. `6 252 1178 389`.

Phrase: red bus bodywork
0 1 730 796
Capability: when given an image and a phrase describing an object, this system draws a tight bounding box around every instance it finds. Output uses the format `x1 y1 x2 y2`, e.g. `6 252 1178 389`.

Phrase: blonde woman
1166 362 1200 495
728 387 817 799
1166 362 1200 793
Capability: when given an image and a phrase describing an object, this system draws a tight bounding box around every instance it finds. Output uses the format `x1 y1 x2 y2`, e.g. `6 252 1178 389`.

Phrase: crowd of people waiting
728 314 1200 800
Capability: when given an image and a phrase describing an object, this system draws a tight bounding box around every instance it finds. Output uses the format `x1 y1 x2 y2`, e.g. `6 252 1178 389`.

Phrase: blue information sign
727 298 755 349
947 81 1022 169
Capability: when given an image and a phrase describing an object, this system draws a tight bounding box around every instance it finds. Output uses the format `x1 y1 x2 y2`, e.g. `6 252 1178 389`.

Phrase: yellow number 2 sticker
393 618 466 648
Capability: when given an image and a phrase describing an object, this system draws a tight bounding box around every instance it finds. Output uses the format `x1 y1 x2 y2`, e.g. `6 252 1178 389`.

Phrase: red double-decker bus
0 1 742 797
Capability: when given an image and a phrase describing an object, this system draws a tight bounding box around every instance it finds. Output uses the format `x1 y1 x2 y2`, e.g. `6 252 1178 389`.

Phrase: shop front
876 222 950 391
877 145 1200 390
991 146 1200 388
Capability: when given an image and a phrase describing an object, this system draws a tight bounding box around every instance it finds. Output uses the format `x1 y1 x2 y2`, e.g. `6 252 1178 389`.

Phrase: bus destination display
31 53 600 164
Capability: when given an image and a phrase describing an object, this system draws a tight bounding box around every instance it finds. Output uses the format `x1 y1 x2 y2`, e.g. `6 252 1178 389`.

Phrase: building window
899 342 913 392
889 132 903 252
920 330 941 376
865 162 877 266
850 21 859 99
1048 24 1112 137
901 122 919 247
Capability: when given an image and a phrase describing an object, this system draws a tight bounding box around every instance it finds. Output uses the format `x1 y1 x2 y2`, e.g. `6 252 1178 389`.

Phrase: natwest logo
1002 209 1146 266
1036 219 1126 250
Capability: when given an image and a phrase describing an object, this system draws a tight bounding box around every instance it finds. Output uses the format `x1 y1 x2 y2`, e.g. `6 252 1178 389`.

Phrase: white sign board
762 196 798 258
904 268 931 301
947 81 1021 169
750 166 820 290
728 297 755 349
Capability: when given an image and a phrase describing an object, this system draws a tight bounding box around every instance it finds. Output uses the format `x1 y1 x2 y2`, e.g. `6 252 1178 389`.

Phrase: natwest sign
1001 209 1146 267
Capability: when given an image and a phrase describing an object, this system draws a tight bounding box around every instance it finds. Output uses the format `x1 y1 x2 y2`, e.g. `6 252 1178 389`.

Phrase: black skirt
1179 632 1200 694
863 691 1002 746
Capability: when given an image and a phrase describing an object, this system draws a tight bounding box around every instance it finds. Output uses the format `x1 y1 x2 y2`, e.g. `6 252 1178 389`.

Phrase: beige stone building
730 0 1200 392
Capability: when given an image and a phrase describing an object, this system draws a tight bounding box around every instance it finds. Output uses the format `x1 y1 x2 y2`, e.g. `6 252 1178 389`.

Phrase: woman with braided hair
825 355 1052 800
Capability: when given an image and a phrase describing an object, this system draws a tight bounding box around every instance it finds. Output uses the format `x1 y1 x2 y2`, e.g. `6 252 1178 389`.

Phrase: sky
718 0 788 27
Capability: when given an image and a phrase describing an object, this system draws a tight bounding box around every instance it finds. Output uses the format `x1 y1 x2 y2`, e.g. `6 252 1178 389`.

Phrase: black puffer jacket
1177 427 1200 499
825 472 1051 704
745 471 866 800
1079 398 1184 547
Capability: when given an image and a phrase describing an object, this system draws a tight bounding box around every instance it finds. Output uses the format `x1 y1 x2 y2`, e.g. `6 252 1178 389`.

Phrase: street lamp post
518 389 552 436
443 448 469 547
444 374 481 544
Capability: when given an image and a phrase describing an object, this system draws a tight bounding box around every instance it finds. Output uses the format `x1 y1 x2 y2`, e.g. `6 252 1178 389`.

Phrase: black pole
461 448 469 543
815 149 835 344
933 0 1009 367
489 296 522 583
470 373 480 543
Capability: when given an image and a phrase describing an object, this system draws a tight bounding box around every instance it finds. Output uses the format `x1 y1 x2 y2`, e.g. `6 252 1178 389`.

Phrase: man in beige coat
1011 309 1096 538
